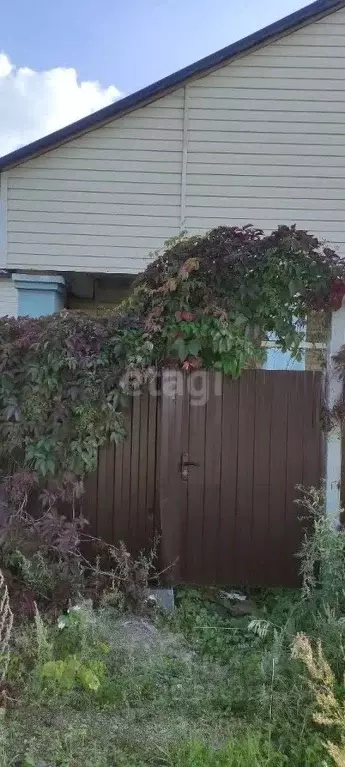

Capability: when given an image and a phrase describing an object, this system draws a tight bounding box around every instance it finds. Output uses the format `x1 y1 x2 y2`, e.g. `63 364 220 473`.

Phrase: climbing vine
0 224 344 496
132 225 344 372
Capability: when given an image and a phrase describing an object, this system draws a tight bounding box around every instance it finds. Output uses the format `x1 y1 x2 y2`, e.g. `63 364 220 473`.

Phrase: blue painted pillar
12 274 65 317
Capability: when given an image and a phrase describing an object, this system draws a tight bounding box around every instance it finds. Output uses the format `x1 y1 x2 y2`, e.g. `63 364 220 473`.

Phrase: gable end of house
0 0 345 170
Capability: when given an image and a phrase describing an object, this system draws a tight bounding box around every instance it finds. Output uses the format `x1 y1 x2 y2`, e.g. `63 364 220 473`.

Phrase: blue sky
3 0 314 94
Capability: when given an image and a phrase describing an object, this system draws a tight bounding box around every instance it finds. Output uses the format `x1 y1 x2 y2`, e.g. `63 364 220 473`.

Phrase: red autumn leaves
309 280 345 312
175 310 195 322
182 357 202 371
329 280 345 311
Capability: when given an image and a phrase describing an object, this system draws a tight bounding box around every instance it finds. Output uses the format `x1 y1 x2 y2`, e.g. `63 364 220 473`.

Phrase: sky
0 0 314 157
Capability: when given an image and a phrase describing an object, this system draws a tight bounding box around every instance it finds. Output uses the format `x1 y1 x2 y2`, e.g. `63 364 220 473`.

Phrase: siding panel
186 207 345 222
189 108 345 120
211 56 345 70
190 86 345 99
8 207 180 221
188 154 345 168
188 140 345 154
10 164 181 178
8 180 181 195
197 72 345 85
187 120 345 133
7 245 153 272
8 232 171 247
188 175 345 189
0 279 17 317
185 5 345 254
188 187 345 201
68 131 182 144
8 175 181 191
35 143 182 156
7 92 184 272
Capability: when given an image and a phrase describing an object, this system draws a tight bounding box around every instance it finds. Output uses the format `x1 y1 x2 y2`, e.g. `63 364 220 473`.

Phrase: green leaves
40 655 107 693
288 279 301 297
170 336 188 361
167 315 263 378
0 313 147 485
135 223 339 377
26 438 57 476
170 335 201 361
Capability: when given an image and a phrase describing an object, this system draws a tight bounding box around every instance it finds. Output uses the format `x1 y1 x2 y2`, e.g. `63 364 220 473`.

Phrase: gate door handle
181 452 200 480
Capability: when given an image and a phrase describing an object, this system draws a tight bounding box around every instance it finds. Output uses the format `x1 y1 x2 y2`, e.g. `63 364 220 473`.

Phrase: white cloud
0 53 121 157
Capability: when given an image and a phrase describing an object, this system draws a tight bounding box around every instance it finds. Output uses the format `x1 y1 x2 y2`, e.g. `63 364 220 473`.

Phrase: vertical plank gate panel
303 373 324 490
159 371 185 583
202 372 223 585
218 376 240 584
96 447 109 540
179 376 190 582
235 370 256 585
146 391 159 544
267 372 289 586
302 373 316 491
112 439 124 544
83 389 159 558
121 404 132 547
128 396 140 550
251 371 273 586
82 369 324 587
284 373 305 587
184 377 206 584
82 464 98 538
158 368 324 587
137 390 149 548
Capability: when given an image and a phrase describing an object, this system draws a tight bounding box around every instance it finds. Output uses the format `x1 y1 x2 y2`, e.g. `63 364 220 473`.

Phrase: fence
82 369 324 587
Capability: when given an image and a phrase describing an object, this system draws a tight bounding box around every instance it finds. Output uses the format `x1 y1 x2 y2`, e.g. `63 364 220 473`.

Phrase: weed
293 633 345 766
0 495 159 616
33 602 52 664
296 485 345 608
0 571 13 685
159 735 288 767
166 588 261 663
39 655 107 693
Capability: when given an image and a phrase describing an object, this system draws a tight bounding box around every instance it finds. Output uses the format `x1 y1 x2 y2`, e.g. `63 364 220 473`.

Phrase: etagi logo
119 369 223 407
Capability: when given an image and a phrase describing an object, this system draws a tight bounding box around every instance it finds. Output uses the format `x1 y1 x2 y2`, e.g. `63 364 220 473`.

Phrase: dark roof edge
1 0 344 170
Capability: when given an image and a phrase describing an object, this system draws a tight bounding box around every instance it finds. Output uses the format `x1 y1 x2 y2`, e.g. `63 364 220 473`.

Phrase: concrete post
326 303 345 517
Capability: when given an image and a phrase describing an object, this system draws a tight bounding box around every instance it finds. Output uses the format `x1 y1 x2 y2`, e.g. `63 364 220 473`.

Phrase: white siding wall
185 6 345 251
0 278 17 316
4 5 345 273
6 92 184 273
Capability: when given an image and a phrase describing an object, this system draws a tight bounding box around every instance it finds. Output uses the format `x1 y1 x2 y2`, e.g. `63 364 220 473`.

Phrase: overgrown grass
2 487 345 766
1 590 326 767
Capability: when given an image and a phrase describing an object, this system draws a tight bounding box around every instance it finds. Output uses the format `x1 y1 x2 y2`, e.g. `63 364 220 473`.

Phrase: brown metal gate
159 369 324 587
83 369 324 587
83 389 160 558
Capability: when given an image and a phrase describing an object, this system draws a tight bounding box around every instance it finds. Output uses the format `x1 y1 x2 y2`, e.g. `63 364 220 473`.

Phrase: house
0 0 344 373
1 0 345 563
